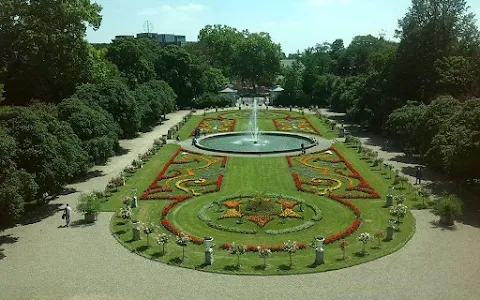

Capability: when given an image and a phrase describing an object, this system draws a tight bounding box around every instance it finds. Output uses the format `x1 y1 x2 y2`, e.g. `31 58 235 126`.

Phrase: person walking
301 143 306 155
415 166 422 185
63 204 71 227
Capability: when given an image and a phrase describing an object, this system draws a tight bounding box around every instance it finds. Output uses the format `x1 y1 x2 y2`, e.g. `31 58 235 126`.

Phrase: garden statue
204 237 214 265
386 186 394 207
132 221 141 241
131 189 138 208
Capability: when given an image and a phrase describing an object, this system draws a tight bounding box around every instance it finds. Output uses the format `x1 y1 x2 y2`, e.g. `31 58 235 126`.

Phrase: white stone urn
132 221 141 241
204 237 214 251
315 237 325 251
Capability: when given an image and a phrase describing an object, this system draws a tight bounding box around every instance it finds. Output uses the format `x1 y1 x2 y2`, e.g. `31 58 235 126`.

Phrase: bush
192 93 231 109
75 192 102 215
433 194 463 225
265 221 315 235
207 222 257 234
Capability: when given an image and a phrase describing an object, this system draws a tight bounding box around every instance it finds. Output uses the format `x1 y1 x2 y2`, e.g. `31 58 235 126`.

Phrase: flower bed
190 117 237 136
273 116 322 135
141 148 227 201
285 146 381 244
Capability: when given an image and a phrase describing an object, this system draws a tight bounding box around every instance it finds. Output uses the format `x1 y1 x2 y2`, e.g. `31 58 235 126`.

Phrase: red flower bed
161 219 204 244
222 157 228 168
324 219 362 245
287 156 293 167
216 175 224 191
293 173 303 191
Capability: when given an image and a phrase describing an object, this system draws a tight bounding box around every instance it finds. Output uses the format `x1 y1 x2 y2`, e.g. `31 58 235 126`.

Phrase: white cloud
306 0 352 7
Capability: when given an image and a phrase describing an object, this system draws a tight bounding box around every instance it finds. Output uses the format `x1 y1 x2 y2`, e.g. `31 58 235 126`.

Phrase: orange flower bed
223 201 244 209
276 200 298 209
248 215 274 227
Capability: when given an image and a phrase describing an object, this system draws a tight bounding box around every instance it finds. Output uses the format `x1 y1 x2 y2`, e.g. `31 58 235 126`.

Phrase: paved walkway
1 109 480 300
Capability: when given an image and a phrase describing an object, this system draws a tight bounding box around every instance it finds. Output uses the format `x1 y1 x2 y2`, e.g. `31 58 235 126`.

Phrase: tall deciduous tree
201 68 228 93
155 45 202 107
198 25 243 73
233 32 282 91
0 0 102 105
0 107 90 197
58 98 121 163
74 79 140 137
393 0 480 102
106 38 157 88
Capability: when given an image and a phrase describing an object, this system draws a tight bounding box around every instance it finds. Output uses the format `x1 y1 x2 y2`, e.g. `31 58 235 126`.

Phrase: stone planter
84 212 97 223
204 237 214 265
386 195 393 207
132 222 141 241
387 226 395 240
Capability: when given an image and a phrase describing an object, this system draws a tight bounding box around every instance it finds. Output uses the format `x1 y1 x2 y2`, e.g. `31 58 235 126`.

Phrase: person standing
415 166 422 185
64 204 71 227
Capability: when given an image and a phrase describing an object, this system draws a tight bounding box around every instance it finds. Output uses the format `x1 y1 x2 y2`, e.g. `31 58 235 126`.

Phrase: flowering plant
118 207 132 219
374 231 385 248
283 240 299 266
257 246 272 268
358 232 372 255
228 242 246 268
156 233 170 254
340 239 348 260
390 204 408 223
176 233 191 264
141 223 156 247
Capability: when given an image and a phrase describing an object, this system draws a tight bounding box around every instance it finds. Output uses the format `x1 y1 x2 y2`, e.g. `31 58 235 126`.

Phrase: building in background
112 33 194 47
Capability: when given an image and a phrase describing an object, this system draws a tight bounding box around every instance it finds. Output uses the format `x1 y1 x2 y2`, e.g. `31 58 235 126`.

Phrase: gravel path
1 108 479 300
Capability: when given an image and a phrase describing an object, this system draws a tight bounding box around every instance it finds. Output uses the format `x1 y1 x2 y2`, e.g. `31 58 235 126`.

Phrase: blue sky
87 0 480 54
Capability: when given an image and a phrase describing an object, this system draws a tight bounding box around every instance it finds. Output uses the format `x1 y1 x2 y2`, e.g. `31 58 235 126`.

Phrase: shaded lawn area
106 140 415 275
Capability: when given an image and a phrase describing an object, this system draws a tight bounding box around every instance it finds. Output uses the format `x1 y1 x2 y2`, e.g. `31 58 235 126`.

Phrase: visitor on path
301 143 306 155
415 166 423 185
176 135 180 142
192 137 197 146
63 204 71 227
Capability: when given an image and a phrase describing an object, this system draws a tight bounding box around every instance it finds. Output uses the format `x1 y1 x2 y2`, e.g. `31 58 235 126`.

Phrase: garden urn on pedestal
204 237 214 265
386 187 393 207
339 128 345 138
387 221 395 240
315 237 325 265
133 222 141 241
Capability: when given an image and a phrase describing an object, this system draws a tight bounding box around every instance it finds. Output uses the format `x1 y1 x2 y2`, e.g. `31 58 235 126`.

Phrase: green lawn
105 111 415 275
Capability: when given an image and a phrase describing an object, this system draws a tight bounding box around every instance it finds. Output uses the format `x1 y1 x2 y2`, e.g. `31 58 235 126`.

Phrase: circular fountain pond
195 131 316 154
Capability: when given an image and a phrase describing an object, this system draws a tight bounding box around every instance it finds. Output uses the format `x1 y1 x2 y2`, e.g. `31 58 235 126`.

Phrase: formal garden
75 109 425 275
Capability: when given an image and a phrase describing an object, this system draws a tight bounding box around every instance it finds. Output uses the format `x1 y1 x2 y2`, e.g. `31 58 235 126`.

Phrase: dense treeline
272 0 479 183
